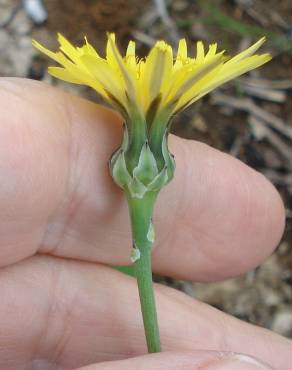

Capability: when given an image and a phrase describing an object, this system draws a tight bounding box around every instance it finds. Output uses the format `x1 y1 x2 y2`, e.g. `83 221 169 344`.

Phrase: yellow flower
33 33 271 120
33 33 271 199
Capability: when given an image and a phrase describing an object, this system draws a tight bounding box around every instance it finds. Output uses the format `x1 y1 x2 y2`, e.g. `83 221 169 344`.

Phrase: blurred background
1 0 292 338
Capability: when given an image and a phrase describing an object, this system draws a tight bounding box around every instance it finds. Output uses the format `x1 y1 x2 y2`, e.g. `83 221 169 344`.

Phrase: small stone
271 308 292 336
172 0 188 12
190 114 208 133
23 0 48 25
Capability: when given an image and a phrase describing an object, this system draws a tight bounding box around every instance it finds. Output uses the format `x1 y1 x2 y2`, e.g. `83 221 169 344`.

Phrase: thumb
76 351 273 370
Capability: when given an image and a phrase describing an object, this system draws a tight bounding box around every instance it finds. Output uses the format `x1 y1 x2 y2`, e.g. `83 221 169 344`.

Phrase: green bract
109 124 175 199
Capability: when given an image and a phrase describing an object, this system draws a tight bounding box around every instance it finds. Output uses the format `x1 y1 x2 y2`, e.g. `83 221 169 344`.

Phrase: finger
0 78 285 280
77 351 273 370
0 256 290 369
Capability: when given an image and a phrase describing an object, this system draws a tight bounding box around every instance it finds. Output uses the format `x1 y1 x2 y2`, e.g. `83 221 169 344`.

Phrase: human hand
0 78 290 370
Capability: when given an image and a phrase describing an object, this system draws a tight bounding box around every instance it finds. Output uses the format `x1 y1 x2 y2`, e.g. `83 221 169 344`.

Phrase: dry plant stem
127 191 161 353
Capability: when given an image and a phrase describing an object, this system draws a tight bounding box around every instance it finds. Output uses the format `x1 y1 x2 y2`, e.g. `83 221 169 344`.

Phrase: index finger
0 78 285 280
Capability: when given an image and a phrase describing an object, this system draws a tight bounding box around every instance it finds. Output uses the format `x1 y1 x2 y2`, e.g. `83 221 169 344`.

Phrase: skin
0 78 290 370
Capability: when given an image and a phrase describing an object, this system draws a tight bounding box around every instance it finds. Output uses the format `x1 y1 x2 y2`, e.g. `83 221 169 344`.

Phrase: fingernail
202 353 272 370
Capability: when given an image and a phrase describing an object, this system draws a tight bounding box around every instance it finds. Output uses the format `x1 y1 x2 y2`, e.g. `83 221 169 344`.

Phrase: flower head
33 34 270 120
33 34 271 199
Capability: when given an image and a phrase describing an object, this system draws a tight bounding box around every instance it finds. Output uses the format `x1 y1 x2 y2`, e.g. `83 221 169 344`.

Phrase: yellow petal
48 66 83 83
143 41 173 106
107 36 137 104
173 38 188 71
84 37 100 57
125 40 137 72
196 41 205 61
106 33 118 69
166 52 224 105
57 33 82 63
226 37 266 64
207 53 272 89
177 38 187 59
175 53 271 112
32 40 61 64
206 43 218 58
80 54 126 105
126 40 136 57
177 53 224 94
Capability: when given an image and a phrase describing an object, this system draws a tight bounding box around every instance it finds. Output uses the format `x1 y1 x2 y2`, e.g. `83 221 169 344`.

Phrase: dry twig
263 170 292 188
153 0 179 45
131 30 156 46
240 77 292 90
249 115 292 168
212 92 292 140
238 82 286 103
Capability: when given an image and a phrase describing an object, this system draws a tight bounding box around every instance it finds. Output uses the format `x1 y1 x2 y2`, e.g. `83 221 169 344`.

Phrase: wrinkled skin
0 78 290 370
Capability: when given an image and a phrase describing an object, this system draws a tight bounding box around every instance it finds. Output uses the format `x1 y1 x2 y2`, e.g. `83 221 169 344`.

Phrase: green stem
127 191 161 353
